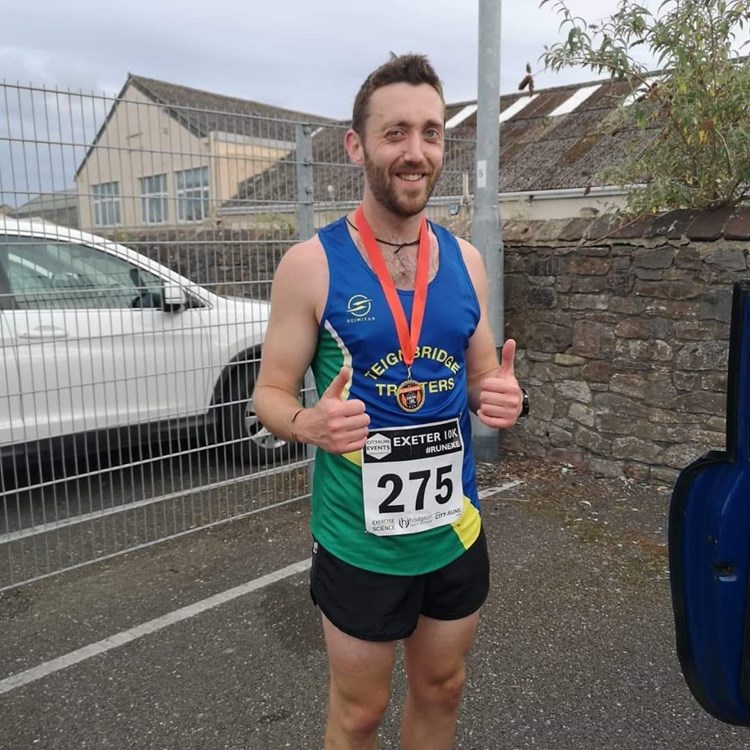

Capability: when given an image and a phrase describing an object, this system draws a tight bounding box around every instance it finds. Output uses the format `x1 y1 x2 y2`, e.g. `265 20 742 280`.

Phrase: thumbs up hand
295 367 370 454
477 339 523 429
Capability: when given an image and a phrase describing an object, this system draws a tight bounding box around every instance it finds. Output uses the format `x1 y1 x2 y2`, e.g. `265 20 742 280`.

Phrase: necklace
345 216 420 254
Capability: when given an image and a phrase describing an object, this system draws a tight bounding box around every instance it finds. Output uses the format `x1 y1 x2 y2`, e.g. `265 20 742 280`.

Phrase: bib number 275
378 465 453 514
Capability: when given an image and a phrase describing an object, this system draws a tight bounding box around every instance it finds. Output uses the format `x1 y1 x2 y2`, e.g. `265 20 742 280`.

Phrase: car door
0 256 24 448
0 234 213 444
670 280 750 726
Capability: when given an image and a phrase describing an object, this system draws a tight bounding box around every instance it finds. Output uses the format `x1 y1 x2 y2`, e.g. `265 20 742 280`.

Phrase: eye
386 129 405 140
424 128 442 141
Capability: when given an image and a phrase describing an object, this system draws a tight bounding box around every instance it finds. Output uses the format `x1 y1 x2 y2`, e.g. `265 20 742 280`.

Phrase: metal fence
0 80 477 590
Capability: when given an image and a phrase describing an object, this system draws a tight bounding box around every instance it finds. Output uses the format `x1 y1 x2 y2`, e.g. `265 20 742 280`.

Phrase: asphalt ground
1 452 748 749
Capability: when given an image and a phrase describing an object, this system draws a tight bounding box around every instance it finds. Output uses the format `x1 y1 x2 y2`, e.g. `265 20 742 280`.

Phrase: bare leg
321 614 398 749
400 612 480 750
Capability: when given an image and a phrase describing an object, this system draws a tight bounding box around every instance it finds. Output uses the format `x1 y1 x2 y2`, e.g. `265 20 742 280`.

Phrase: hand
298 367 370 454
477 339 523 429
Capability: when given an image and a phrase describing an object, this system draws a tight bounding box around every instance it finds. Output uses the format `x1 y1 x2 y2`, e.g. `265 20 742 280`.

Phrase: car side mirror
162 283 188 312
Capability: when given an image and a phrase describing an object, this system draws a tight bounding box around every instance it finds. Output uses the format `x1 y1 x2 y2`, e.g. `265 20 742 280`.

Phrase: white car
0 218 288 467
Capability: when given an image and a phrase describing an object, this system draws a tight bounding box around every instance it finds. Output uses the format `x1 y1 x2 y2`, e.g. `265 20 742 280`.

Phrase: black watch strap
520 387 530 418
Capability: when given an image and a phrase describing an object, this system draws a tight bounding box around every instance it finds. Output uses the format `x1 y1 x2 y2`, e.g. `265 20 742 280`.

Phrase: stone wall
500 208 750 485
106 209 750 486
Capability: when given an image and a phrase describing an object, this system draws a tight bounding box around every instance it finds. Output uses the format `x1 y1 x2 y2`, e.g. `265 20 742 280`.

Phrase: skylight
548 84 601 117
445 104 478 129
499 94 540 123
622 78 663 107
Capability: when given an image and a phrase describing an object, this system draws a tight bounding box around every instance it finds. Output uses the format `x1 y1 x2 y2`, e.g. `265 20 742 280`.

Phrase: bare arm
253 238 325 442
253 237 370 452
459 238 522 428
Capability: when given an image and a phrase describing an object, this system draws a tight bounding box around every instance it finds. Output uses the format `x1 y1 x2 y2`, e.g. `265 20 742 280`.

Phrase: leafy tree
540 0 750 212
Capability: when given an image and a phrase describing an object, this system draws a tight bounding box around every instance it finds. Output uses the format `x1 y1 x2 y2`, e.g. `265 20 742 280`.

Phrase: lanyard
353 204 430 375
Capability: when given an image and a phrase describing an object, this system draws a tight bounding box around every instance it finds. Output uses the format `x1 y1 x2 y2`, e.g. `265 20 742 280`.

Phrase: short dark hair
351 53 445 135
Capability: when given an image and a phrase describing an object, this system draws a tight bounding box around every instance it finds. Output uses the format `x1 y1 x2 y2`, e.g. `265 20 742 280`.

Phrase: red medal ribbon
354 205 430 372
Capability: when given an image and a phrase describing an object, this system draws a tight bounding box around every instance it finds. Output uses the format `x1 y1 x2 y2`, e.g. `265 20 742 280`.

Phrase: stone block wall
500 208 750 485
102 209 750 486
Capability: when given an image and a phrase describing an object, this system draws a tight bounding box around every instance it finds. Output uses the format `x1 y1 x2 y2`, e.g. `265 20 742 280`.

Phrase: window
175 166 209 222
140 173 168 224
0 235 163 310
92 181 121 226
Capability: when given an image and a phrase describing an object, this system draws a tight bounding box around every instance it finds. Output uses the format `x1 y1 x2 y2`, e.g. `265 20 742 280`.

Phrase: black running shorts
309 527 490 642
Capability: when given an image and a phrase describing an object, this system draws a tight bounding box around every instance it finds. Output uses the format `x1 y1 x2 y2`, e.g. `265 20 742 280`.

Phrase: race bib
361 418 464 536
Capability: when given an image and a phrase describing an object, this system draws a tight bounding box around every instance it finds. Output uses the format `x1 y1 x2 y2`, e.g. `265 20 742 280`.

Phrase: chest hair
351 232 440 290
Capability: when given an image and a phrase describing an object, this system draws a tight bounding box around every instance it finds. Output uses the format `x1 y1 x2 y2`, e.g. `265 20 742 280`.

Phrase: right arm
253 238 369 453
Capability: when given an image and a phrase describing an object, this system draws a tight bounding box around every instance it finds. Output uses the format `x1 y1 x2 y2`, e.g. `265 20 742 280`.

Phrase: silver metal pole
295 123 315 241
472 0 504 462
295 123 317 476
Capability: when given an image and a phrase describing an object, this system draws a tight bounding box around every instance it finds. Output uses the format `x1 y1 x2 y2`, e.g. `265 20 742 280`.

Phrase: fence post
295 123 315 242
294 123 318 474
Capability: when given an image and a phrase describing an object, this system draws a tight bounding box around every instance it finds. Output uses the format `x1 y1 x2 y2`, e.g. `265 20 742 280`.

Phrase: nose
402 131 425 163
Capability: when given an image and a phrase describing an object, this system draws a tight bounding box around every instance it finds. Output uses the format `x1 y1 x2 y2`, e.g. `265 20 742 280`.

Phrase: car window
0 236 165 310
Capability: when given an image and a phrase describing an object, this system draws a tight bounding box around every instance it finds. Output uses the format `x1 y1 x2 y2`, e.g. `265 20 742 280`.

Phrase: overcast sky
2 0 658 117
1 0 660 205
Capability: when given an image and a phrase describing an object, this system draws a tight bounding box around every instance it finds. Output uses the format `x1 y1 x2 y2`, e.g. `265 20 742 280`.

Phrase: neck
359 194 424 244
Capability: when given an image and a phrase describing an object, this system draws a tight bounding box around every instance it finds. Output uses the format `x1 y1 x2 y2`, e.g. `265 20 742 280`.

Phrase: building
219 74 656 229
75 74 333 232
9 190 80 228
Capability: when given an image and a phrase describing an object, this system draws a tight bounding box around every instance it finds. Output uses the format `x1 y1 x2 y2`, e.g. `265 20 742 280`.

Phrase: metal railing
0 80 477 589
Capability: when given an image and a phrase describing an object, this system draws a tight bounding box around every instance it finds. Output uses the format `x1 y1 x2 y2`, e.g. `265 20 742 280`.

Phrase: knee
334 687 391 739
411 666 466 712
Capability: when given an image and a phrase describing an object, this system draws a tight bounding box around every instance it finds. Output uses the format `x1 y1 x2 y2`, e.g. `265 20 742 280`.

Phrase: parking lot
1 452 749 749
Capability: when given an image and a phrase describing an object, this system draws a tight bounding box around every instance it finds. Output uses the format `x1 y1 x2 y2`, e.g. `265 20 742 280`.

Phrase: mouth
395 172 428 185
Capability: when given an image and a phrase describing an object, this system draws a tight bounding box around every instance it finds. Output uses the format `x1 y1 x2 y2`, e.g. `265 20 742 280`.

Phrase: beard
363 149 442 218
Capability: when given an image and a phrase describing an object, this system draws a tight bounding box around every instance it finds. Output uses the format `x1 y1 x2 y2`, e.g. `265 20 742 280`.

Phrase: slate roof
12 189 79 214
128 75 334 140
75 74 335 178
222 75 656 210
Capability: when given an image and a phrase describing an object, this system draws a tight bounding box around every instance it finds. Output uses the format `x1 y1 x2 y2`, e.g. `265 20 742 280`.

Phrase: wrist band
290 407 305 442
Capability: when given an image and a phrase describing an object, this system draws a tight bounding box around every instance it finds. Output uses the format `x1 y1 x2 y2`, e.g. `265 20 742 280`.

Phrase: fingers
315 368 370 453
478 374 522 429
321 404 370 453
499 338 517 378
322 366 351 400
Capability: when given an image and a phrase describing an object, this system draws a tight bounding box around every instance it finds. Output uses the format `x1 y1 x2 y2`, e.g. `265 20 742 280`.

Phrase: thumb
322 366 351 400
499 339 517 378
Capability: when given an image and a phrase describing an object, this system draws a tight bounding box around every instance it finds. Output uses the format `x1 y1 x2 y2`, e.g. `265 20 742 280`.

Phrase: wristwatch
519 387 530 418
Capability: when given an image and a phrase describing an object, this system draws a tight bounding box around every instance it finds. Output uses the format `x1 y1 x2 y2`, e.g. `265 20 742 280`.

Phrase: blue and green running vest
311 216 482 575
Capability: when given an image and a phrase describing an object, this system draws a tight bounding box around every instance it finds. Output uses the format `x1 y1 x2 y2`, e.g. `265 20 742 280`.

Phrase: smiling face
346 82 445 219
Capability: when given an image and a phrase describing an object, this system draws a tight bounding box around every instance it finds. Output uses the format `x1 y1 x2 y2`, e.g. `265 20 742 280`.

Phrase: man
254 53 523 750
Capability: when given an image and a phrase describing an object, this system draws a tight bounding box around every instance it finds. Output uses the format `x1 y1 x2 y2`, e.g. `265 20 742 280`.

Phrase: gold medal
396 379 425 412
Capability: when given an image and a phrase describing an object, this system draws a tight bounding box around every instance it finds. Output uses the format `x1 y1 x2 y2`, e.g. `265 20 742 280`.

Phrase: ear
344 128 365 167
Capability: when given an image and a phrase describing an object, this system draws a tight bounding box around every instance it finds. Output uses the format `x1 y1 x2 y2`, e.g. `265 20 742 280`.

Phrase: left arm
459 238 523 429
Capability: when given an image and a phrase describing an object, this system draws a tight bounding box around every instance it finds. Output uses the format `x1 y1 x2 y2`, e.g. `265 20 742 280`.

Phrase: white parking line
0 559 311 696
478 481 523 499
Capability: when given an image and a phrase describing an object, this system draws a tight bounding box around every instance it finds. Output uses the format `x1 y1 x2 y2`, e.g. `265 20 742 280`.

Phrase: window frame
140 173 168 225
91 181 122 227
175 166 210 223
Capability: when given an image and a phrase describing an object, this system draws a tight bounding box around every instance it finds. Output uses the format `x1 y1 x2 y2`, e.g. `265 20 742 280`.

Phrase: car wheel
217 367 295 466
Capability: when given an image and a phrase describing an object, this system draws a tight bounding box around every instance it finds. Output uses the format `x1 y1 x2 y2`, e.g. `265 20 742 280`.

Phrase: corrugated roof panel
548 84 602 117
499 94 540 123
446 104 478 129
622 77 662 106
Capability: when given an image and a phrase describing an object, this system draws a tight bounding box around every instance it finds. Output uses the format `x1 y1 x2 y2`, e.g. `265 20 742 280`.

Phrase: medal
354 205 430 413
396 378 426 412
